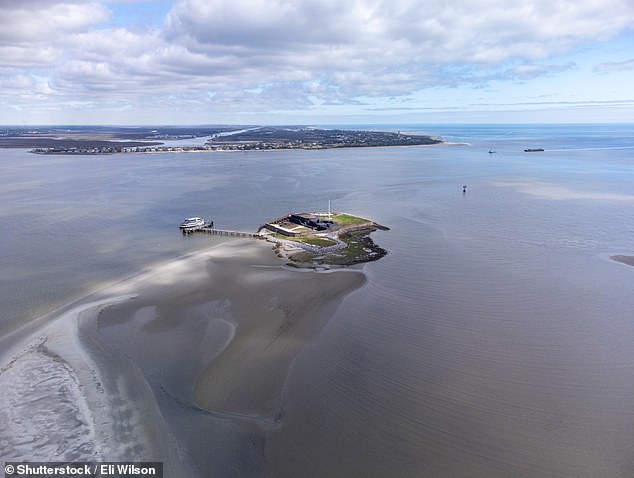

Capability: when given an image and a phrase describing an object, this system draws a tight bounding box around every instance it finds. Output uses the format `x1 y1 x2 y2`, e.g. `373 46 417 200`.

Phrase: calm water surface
2 124 634 476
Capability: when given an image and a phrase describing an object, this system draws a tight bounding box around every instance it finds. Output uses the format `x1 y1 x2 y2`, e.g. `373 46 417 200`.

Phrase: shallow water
2 124 634 476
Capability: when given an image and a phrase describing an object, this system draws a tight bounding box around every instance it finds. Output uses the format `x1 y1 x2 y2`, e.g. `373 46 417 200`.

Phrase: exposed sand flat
0 239 365 475
104 240 365 414
494 180 634 202
0 296 169 465
192 260 366 416
610 255 634 267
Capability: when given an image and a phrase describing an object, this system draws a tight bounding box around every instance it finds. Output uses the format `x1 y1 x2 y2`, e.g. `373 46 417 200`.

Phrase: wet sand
97 240 366 475
610 255 634 267
0 240 366 476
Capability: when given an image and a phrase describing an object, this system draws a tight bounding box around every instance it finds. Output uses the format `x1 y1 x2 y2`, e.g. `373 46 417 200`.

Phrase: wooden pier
182 224 260 238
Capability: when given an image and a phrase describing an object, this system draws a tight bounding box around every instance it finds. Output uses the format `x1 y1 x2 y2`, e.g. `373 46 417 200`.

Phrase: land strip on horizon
0 125 440 154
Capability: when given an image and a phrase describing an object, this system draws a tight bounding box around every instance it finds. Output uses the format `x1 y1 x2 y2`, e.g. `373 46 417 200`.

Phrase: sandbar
610 255 634 267
1 239 366 475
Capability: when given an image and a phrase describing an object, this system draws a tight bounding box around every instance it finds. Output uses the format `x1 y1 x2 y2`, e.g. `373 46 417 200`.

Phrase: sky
1 0 633 125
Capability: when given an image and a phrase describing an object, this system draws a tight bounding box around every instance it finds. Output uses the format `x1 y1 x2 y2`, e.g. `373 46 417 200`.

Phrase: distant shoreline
0 125 442 155
0 137 163 151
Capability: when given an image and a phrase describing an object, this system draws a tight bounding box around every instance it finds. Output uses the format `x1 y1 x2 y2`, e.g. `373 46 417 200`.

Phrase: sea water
2 124 634 476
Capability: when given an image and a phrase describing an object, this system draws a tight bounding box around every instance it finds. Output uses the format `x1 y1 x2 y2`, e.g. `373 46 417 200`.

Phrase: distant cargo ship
524 148 544 152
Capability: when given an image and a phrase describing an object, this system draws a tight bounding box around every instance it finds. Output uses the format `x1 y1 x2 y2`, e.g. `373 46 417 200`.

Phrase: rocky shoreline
283 228 388 267
265 221 390 268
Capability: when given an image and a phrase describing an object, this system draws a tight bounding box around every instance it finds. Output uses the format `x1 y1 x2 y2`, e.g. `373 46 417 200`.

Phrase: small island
178 210 389 266
259 212 389 267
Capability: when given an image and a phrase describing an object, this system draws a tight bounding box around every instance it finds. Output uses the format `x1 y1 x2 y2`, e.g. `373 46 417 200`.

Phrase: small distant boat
179 217 206 230
488 150 496 154
524 148 544 152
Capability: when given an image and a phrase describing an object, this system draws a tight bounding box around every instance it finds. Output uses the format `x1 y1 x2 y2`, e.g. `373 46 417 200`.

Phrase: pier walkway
182 224 261 238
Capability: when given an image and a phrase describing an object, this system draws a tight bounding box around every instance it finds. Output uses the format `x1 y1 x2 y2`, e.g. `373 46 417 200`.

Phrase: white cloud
160 0 634 97
0 0 633 122
506 63 576 80
0 74 35 90
0 2 110 45
0 1 111 74
0 45 60 69
595 59 634 72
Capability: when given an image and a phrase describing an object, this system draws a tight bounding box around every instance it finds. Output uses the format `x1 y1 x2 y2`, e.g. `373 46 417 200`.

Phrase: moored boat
179 217 206 230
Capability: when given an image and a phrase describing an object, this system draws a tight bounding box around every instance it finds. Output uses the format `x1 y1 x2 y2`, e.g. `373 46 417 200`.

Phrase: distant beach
0 125 441 155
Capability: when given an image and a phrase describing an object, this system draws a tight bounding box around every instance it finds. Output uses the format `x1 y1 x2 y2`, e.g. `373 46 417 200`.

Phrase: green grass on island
329 213 371 226
264 211 388 267
271 233 338 247
287 229 387 267
294 236 338 247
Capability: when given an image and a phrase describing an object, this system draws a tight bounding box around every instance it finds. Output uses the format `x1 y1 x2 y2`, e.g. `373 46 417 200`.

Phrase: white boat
179 217 206 230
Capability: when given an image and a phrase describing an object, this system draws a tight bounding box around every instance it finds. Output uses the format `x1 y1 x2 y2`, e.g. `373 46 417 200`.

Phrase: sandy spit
610 255 634 267
0 239 366 476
